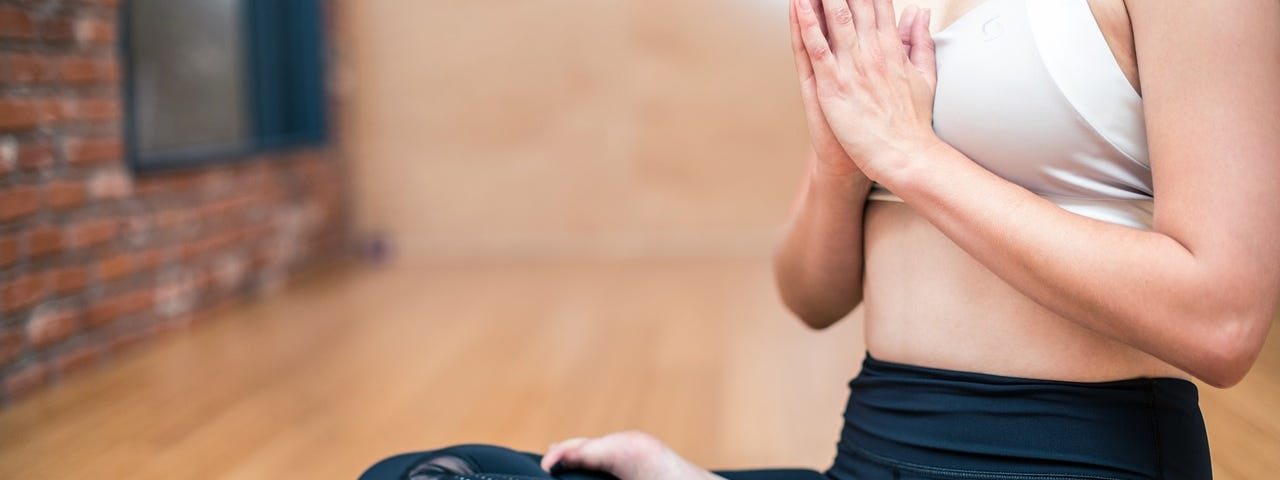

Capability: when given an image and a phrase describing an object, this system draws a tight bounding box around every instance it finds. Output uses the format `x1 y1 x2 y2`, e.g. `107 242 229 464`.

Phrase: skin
544 0 1280 477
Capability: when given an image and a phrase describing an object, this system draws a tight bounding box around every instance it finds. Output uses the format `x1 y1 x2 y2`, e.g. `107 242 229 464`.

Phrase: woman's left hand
791 0 942 183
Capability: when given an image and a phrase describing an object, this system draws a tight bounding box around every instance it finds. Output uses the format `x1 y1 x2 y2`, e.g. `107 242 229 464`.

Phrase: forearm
773 153 874 329
880 141 1270 386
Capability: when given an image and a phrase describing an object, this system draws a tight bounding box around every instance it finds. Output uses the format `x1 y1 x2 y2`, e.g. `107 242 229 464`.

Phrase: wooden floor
0 260 1276 479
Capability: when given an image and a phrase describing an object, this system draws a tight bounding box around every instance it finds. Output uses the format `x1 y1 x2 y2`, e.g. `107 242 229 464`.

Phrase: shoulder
1126 0 1280 258
1125 0 1279 114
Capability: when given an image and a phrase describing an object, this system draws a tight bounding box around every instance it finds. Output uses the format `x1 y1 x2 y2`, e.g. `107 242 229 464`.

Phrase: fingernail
924 8 931 25
798 0 811 11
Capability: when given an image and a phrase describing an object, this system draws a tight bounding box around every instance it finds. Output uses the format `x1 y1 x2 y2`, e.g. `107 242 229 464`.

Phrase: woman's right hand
790 0 865 179
540 431 722 480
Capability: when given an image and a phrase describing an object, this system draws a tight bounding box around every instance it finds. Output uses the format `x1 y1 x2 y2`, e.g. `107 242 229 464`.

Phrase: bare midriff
861 200 1192 382
855 0 1186 382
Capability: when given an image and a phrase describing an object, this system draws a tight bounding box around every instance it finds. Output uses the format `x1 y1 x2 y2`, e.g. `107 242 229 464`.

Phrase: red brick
69 218 118 249
74 16 115 45
17 138 55 171
72 0 122 7
65 136 121 165
48 266 88 295
26 303 80 347
0 97 39 132
3 52 52 84
4 363 46 398
46 180 88 211
0 235 17 268
55 54 114 84
88 168 131 199
86 290 152 327
40 17 74 43
58 55 105 84
0 138 12 177
97 252 135 281
35 98 70 125
53 343 103 375
181 237 214 260
155 210 192 230
135 248 164 271
69 96 121 123
0 185 40 221
2 273 45 313
0 328 22 367
132 178 165 196
0 6 35 40
26 224 63 259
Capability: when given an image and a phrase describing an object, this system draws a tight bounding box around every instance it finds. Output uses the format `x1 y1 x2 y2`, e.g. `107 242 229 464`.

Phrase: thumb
907 8 937 89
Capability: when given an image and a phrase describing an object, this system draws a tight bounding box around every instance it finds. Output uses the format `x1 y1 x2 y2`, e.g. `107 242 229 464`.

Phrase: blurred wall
0 0 348 403
342 0 810 260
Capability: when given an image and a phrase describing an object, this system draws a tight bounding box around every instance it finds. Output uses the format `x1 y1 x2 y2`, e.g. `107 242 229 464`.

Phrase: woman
361 0 1279 479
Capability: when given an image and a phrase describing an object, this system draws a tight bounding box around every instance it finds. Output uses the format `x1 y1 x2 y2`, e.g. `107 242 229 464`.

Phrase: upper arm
1130 0 1280 323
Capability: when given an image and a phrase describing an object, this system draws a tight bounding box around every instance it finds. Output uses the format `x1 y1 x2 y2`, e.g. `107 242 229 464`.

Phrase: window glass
129 0 247 157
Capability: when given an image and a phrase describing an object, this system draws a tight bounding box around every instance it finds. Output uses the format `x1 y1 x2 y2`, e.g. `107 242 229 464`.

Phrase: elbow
1195 349 1253 390
787 304 850 331
771 239 860 331
1190 311 1272 389
779 291 859 331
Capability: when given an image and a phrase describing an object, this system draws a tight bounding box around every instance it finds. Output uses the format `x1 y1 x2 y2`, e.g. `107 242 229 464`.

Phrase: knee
403 444 518 480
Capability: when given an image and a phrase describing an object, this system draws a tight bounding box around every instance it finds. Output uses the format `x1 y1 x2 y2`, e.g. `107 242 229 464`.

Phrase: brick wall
0 0 349 404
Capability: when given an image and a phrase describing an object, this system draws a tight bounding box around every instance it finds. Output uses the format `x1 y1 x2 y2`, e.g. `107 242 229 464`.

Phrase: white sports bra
867 0 1154 230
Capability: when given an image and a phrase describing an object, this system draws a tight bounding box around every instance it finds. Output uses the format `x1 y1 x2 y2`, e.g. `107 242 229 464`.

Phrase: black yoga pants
361 352 1212 480
359 444 825 480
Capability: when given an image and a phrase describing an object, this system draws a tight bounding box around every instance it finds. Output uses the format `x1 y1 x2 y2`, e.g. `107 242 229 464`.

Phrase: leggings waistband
833 352 1211 480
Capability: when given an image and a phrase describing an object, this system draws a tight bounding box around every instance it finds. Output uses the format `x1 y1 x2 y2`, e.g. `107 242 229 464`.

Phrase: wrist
868 133 948 192
809 148 866 181
810 162 873 195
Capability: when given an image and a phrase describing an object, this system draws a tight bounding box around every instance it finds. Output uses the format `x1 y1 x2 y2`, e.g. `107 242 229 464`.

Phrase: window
123 0 328 172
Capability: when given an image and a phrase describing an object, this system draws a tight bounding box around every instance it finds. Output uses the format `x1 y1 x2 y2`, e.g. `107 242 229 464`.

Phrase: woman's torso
862 0 1192 382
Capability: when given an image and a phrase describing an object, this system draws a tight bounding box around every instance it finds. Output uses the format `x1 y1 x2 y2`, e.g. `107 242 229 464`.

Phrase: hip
827 353 1212 480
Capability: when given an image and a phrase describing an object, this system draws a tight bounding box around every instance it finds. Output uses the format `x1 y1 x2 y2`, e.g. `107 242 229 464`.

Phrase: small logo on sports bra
981 17 1004 41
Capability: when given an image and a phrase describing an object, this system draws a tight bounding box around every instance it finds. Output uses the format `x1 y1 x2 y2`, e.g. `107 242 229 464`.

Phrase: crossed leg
359 444 828 480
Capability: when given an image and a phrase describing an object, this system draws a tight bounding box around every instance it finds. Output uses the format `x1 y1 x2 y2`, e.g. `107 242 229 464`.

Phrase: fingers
790 1 814 82
873 0 897 34
818 0 856 51
907 7 937 88
872 0 909 64
557 437 619 472
794 0 839 77
803 0 830 39
848 0 876 45
541 437 589 471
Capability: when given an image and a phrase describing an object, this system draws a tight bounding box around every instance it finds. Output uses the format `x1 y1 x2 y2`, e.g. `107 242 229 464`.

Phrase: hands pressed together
790 0 942 184
535 4 943 480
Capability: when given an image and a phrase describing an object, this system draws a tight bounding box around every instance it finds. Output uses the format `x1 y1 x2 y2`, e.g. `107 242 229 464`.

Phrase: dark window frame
121 0 330 173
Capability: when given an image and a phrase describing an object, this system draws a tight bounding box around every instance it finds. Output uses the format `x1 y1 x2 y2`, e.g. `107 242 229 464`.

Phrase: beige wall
342 0 809 261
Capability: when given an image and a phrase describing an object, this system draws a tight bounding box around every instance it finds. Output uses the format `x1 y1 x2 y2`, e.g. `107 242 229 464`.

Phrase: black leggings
358 444 824 480
361 353 1212 480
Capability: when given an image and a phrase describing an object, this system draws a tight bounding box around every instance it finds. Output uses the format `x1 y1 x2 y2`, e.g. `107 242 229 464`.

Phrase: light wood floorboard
0 260 1275 479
